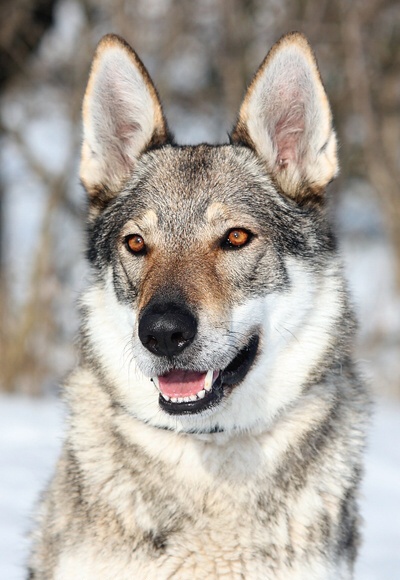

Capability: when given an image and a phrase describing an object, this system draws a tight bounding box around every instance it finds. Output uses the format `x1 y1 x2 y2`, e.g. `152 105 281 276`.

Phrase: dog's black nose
138 302 197 357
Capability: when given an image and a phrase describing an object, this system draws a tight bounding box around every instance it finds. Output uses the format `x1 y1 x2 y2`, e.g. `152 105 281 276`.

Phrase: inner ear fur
231 32 338 204
80 34 171 209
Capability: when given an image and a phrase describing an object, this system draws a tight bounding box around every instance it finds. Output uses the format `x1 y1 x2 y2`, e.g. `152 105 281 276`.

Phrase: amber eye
223 228 252 249
125 234 145 254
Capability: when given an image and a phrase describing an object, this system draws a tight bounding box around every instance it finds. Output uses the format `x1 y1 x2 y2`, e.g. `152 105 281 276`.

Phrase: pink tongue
158 370 207 398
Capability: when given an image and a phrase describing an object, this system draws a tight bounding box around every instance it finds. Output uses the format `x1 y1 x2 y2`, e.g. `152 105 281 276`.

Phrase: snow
0 395 399 579
356 399 400 579
0 397 64 579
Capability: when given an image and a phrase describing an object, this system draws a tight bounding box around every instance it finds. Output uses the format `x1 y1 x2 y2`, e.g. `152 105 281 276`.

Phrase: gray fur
29 33 370 579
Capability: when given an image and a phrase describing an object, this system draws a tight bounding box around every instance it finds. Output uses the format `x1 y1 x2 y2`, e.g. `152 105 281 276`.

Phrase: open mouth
154 335 259 415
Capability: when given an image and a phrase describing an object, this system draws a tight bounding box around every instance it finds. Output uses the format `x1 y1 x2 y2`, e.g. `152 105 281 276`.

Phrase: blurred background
0 0 399 398
0 0 399 578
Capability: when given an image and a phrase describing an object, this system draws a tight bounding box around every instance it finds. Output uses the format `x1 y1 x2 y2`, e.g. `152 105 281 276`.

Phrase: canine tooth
204 370 214 392
197 389 206 399
161 393 170 401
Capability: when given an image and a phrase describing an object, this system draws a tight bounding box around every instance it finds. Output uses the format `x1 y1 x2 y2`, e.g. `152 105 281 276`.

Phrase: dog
29 32 369 579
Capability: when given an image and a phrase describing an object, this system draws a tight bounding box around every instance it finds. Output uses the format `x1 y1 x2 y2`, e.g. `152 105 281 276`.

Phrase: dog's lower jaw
157 334 260 416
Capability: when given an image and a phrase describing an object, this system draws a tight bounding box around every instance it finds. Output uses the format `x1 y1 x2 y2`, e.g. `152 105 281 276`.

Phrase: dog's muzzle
138 300 260 416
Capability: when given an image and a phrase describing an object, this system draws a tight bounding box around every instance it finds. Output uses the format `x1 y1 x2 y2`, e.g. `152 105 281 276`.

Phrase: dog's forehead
130 144 274 225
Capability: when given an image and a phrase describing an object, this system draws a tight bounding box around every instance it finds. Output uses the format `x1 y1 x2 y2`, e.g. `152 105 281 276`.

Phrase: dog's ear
80 34 170 207
231 32 338 204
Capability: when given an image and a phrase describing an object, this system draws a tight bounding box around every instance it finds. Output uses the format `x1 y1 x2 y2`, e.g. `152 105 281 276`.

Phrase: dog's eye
125 234 146 254
222 228 252 249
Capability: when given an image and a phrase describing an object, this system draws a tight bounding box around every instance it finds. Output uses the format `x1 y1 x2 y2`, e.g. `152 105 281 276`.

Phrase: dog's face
80 33 343 434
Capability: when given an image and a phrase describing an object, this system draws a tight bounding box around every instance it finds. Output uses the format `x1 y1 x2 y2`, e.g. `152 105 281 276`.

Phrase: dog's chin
155 335 260 416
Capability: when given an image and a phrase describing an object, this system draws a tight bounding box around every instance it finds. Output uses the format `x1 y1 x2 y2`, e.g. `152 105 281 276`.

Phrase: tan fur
30 367 364 579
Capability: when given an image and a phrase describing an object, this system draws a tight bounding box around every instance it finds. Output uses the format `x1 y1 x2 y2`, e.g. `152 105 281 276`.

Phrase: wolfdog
29 32 369 579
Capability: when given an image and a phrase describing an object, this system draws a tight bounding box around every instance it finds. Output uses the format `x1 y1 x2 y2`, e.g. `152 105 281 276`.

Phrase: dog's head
79 33 346 435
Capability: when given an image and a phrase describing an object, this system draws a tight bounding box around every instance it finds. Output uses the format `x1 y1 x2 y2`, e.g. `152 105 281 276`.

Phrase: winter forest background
0 0 399 578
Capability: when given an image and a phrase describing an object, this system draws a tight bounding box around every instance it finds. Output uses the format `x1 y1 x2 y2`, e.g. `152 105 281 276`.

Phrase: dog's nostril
171 332 186 348
146 336 158 351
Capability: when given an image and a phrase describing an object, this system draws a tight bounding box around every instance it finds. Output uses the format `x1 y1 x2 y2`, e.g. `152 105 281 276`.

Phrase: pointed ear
231 32 338 204
80 34 170 206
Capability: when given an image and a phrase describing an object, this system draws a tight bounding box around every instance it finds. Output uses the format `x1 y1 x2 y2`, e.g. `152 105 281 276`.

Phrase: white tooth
189 395 197 402
197 389 206 399
177 397 184 403
152 377 159 390
171 397 178 403
183 397 190 402
162 393 170 401
204 370 214 392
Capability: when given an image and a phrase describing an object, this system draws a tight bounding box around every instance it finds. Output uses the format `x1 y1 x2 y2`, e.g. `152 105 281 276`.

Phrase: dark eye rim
124 233 147 255
221 228 254 250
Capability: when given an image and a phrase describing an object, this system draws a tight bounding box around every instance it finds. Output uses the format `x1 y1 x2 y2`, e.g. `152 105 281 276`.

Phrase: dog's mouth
153 335 259 415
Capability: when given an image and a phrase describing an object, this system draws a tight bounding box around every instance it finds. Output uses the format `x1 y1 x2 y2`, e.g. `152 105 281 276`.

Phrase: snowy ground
0 395 399 579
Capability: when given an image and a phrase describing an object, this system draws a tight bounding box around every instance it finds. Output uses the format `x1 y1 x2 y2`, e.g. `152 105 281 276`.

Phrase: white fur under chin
82 256 344 438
